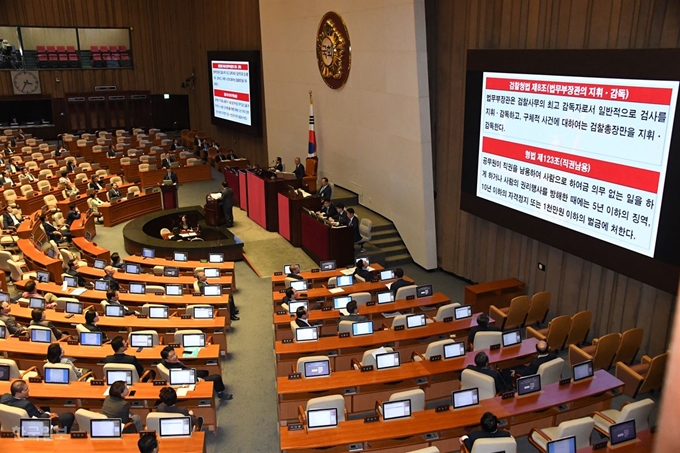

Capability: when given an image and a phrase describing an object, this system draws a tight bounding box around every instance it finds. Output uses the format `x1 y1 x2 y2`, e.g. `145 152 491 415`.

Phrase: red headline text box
212 62 249 70
486 77 673 106
482 137 660 193
214 89 250 102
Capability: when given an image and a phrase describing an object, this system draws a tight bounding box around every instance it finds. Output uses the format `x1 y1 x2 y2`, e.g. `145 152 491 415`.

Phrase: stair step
371 237 404 247
380 244 409 255
385 253 413 266
371 229 399 239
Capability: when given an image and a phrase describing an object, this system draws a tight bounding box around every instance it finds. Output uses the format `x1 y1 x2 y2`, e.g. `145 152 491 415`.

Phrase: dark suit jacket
220 187 234 209
102 396 132 423
464 429 512 451
0 394 49 419
514 352 558 376
65 268 86 287
390 278 411 295
336 210 349 225
30 320 63 339
107 149 116 157
318 184 332 200
274 163 283 172
109 189 121 200
340 314 368 323
103 274 120 292
89 181 103 191
66 210 80 227
353 268 373 281
43 221 61 241
83 323 108 341
286 273 304 281
163 172 178 184
321 204 338 220
161 158 172 169
347 216 361 242
295 318 313 328
0 313 26 335
156 402 195 425
466 365 507 394
3 212 21 228
293 163 305 180
104 353 145 378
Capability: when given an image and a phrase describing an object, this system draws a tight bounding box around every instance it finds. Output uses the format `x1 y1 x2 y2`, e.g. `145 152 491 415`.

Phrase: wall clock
12 70 41 95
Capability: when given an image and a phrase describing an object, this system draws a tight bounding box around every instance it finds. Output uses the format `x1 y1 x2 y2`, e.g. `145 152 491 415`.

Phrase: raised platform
123 205 244 261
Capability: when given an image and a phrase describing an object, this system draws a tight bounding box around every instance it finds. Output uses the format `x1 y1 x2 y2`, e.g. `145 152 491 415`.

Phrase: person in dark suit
106 290 135 316
5 160 20 174
340 300 368 323
467 313 501 349
64 259 86 287
353 259 373 281
466 351 511 394
346 208 361 243
2 205 23 229
280 287 298 309
30 309 68 339
0 301 27 335
163 167 178 184
160 345 233 400
170 138 181 151
213 149 227 163
0 170 15 187
334 203 348 225
55 145 66 157
160 153 173 169
108 182 122 200
107 145 116 158
104 336 154 381
318 177 332 200
138 432 159 453
460 412 512 452
169 227 183 241
65 159 76 173
293 157 305 179
83 309 108 341
273 156 284 172
156 387 202 429
110 252 124 269
0 379 75 432
295 307 313 328
512 340 558 377
65 203 80 228
390 268 411 294
89 174 103 191
225 149 237 160
286 264 304 281
318 199 338 220
103 266 121 292
21 167 35 182
219 181 234 227
102 380 143 432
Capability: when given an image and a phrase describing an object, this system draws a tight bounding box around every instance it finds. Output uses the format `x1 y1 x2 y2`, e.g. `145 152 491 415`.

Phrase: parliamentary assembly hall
0 1 677 452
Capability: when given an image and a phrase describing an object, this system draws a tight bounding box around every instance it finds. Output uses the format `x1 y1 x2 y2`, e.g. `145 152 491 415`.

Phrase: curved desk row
270 265 386 290
77 265 233 290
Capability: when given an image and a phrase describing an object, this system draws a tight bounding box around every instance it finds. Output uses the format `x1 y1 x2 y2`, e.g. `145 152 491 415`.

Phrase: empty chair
352 347 395 369
110 176 123 186
127 329 159 346
138 163 149 172
529 416 595 452
526 314 571 351
303 395 346 423
406 448 440 453
357 218 372 251
461 437 517 453
461 368 497 400
565 310 592 347
174 329 205 344
615 351 668 398
8 259 37 282
348 292 371 306
103 363 152 383
433 302 462 321
296 356 331 374
0 404 28 432
152 266 164 276
0 358 39 380
146 412 189 432
395 285 417 300
489 295 530 330
0 250 23 272
537 357 564 386
591 398 654 436
74 409 107 434
127 186 140 197
44 194 59 210
412 339 456 361
377 389 425 417
614 327 644 365
338 321 353 334
569 332 621 371
37 179 51 193
3 189 17 204
145 285 165 294
473 331 502 351
19 184 33 196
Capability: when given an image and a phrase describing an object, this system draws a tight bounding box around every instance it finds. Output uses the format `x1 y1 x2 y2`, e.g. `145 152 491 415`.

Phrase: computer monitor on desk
94 279 110 291
125 263 141 274
142 248 155 259
352 321 373 336
295 327 318 342
304 359 331 378
105 304 124 317
376 351 400 370
290 280 308 291
289 300 308 316
452 388 479 409
380 269 395 281
91 419 123 439
377 291 394 304
106 369 133 385
320 260 336 271
336 275 353 287
547 436 576 453
80 331 102 346
443 341 466 359
454 305 472 320
44 367 70 384
159 417 192 438
209 253 223 263
502 329 522 347
306 408 338 430
382 399 411 421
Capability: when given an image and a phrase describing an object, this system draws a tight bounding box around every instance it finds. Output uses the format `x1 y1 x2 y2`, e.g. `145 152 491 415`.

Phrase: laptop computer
304 359 331 378
454 305 473 320
20 419 51 438
90 418 123 438
443 341 466 359
377 291 395 304
547 435 576 453
382 399 411 421
193 306 214 319
452 388 479 409
609 419 637 447
306 408 338 430
80 331 102 346
351 321 373 336
44 367 70 384
295 327 318 342
375 351 400 370
159 416 193 438
106 369 133 385
572 360 594 382
502 329 522 347
516 374 541 396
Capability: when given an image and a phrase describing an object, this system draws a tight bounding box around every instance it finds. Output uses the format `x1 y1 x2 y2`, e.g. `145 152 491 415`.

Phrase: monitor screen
142 248 155 259
517 374 541 396
380 269 396 281
46 248 56 259
36 270 49 283
85 231 92 241
290 280 308 291
333 296 351 311
406 313 426 328
193 306 214 319
129 333 153 348
454 305 473 320
173 251 188 262
93 259 106 269
94 279 110 291
352 321 373 336
159 416 192 438
547 436 577 453
182 333 206 348
129 283 145 294
0 291 9 302
165 284 183 296
572 360 594 382
44 367 69 384
204 268 219 278
336 275 353 287
416 285 433 298
0 325 5 340
91 419 122 438
306 408 338 429
208 253 223 263
149 306 168 319
304 360 330 378
443 341 467 359
80 331 102 346
106 369 133 385
29 297 45 309
164 267 180 277
203 284 221 296
382 399 411 421
376 352 400 370
63 275 77 288
105 304 124 317
65 301 83 314
610 419 637 446
283 264 299 274
30 328 51 343
502 329 522 347
125 263 141 274
169 368 196 385
0 364 10 380
20 419 51 438
320 260 336 271
289 300 308 315
377 291 395 304
452 388 480 409
295 327 318 342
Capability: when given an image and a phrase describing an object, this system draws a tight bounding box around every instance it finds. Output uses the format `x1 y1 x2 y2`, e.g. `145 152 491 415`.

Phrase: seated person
179 214 192 231
110 252 124 269
213 149 227 163
333 202 348 225
82 309 108 340
286 264 304 281
41 214 65 243
89 175 104 191
55 145 66 157
160 153 173 169
318 198 338 220
280 287 297 309
106 290 135 316
353 259 373 281
65 203 80 228
21 167 36 182
31 308 68 339
460 412 512 452
64 259 86 287
160 346 233 400
466 351 512 394
467 313 501 350
156 387 202 429
273 156 283 172
169 227 183 241
102 380 143 432
3 205 23 229
65 159 76 173
195 271 239 320
0 379 75 432
390 268 411 294
295 307 312 328
0 300 27 335
87 192 105 222
47 343 86 379
103 266 121 292
20 280 56 308
107 145 116 158
512 340 557 377
0 170 15 186
104 336 155 382
339 300 368 323
226 149 237 160
58 170 71 186
108 183 122 200
62 181 80 199
138 433 159 453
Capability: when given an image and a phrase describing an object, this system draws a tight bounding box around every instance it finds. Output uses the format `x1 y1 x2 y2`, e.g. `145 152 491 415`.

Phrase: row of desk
0 432 207 452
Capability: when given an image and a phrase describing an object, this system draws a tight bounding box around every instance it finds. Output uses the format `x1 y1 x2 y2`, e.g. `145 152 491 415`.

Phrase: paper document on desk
299 190 312 198
103 386 110 396
327 287 345 294
371 346 388 360
71 288 87 296
182 348 200 358
339 269 354 276
381 311 401 318
209 192 221 200
176 388 190 397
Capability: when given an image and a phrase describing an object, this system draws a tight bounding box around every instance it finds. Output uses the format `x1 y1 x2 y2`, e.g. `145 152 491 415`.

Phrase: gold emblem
316 12 351 90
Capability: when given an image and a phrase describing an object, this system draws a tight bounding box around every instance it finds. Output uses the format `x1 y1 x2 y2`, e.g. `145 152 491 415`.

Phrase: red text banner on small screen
211 61 252 126
476 72 678 258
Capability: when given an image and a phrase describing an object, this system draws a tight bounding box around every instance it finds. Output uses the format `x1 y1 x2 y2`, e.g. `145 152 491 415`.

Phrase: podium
246 169 301 232
160 184 178 210
277 189 320 246
204 195 225 227
300 211 354 266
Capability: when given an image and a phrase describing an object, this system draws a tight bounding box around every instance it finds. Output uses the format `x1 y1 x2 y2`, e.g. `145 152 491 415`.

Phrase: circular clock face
12 70 41 95
316 11 351 90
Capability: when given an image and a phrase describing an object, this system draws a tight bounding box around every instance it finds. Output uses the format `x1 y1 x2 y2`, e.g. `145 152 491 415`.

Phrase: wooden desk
300 211 354 268
124 255 236 289
277 189 321 247
246 169 301 232
216 158 250 171
0 432 206 453
99 191 162 227
464 278 525 314
77 265 233 290
578 430 654 452
271 265 385 289
139 165 212 188
17 238 64 283
272 280 413 305
73 236 110 265
69 212 96 239
0 382 217 433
